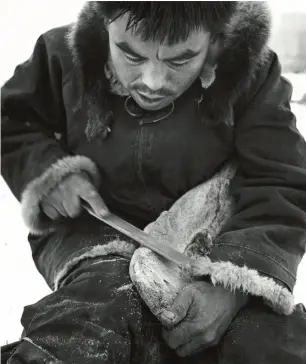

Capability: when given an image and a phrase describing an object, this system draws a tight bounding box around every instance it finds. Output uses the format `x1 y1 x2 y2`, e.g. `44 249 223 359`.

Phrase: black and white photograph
1 1 306 363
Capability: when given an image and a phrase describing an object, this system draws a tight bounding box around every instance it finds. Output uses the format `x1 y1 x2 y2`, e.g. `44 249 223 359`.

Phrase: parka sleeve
1 32 100 235
191 53 306 314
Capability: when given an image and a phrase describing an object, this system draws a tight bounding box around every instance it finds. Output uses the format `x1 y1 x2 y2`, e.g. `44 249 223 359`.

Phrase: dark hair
98 1 237 44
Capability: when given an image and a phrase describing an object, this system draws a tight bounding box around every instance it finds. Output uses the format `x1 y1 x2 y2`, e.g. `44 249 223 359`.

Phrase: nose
141 63 167 92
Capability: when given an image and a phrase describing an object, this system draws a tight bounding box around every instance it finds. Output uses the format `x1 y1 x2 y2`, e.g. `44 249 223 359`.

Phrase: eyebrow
115 41 202 62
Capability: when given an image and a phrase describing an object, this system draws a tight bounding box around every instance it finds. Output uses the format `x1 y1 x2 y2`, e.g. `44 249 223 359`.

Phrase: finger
176 335 211 358
162 323 193 350
49 189 70 217
162 322 200 350
62 193 82 218
77 181 109 216
41 200 61 220
159 288 194 327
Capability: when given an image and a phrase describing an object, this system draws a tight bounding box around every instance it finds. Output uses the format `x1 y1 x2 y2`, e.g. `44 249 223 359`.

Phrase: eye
167 60 189 69
125 53 144 65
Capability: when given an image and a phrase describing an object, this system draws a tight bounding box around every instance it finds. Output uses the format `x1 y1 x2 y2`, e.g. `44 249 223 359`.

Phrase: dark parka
1 2 306 313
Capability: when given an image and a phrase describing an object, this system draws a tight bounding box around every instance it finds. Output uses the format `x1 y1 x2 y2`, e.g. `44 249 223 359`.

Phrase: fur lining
66 2 271 141
21 155 101 235
54 240 137 289
189 256 295 315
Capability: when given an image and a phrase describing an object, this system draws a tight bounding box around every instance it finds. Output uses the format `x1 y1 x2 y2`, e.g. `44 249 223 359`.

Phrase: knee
59 255 131 288
218 299 306 363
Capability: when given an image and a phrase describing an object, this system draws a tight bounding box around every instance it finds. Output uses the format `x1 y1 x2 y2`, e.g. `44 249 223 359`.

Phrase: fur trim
66 1 272 141
66 2 112 142
188 256 295 315
21 155 101 235
54 240 137 289
199 1 271 126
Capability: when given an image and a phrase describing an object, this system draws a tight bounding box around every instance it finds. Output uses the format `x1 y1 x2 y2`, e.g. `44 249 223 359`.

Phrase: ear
199 35 223 89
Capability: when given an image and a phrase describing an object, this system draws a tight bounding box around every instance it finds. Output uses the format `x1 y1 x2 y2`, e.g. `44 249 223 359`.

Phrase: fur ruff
189 257 294 315
21 155 101 235
66 1 271 141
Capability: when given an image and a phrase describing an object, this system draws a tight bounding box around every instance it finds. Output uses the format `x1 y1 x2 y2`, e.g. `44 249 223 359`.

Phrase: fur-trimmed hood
67 1 272 141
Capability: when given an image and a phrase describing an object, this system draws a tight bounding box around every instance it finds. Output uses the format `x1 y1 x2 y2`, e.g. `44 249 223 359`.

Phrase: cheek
109 47 140 87
170 61 204 91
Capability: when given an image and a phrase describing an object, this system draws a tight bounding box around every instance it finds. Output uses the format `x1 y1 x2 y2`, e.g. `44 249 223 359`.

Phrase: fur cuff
54 240 137 289
21 155 101 235
189 256 295 315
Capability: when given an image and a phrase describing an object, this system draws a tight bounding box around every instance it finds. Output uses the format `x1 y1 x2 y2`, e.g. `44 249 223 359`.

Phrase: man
1 2 306 363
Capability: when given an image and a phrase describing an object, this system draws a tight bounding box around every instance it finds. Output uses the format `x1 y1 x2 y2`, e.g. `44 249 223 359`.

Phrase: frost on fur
189 256 295 315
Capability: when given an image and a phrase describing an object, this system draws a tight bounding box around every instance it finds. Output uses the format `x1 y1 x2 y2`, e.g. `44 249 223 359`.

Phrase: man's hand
158 281 249 357
41 172 109 220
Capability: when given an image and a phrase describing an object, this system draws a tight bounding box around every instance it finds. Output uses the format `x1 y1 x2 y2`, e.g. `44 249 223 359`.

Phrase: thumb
159 288 193 327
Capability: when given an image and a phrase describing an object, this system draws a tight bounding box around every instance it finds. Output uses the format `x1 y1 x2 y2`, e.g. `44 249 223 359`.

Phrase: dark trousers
2 256 306 364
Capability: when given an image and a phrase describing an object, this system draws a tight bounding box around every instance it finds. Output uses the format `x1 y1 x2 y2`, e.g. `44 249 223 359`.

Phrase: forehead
108 12 210 56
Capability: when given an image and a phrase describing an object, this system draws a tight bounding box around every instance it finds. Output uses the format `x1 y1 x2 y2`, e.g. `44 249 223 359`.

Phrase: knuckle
204 331 217 344
54 186 67 200
168 338 179 350
70 205 82 218
88 189 98 197
47 200 59 211
82 185 97 197
174 327 189 347
41 200 53 211
176 348 188 358
167 340 177 350
43 207 58 220
43 192 55 204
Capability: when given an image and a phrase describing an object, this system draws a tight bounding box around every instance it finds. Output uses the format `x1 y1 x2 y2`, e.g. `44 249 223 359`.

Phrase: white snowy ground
0 73 305 346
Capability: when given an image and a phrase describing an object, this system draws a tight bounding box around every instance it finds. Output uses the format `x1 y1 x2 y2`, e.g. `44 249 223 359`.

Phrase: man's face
108 13 211 110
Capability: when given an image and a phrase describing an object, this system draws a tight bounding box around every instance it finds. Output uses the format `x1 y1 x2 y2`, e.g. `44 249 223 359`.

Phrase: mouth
136 91 166 102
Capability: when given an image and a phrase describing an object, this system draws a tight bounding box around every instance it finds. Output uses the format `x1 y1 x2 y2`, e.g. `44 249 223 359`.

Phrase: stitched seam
134 126 152 211
213 242 296 279
23 337 59 361
1 342 20 358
